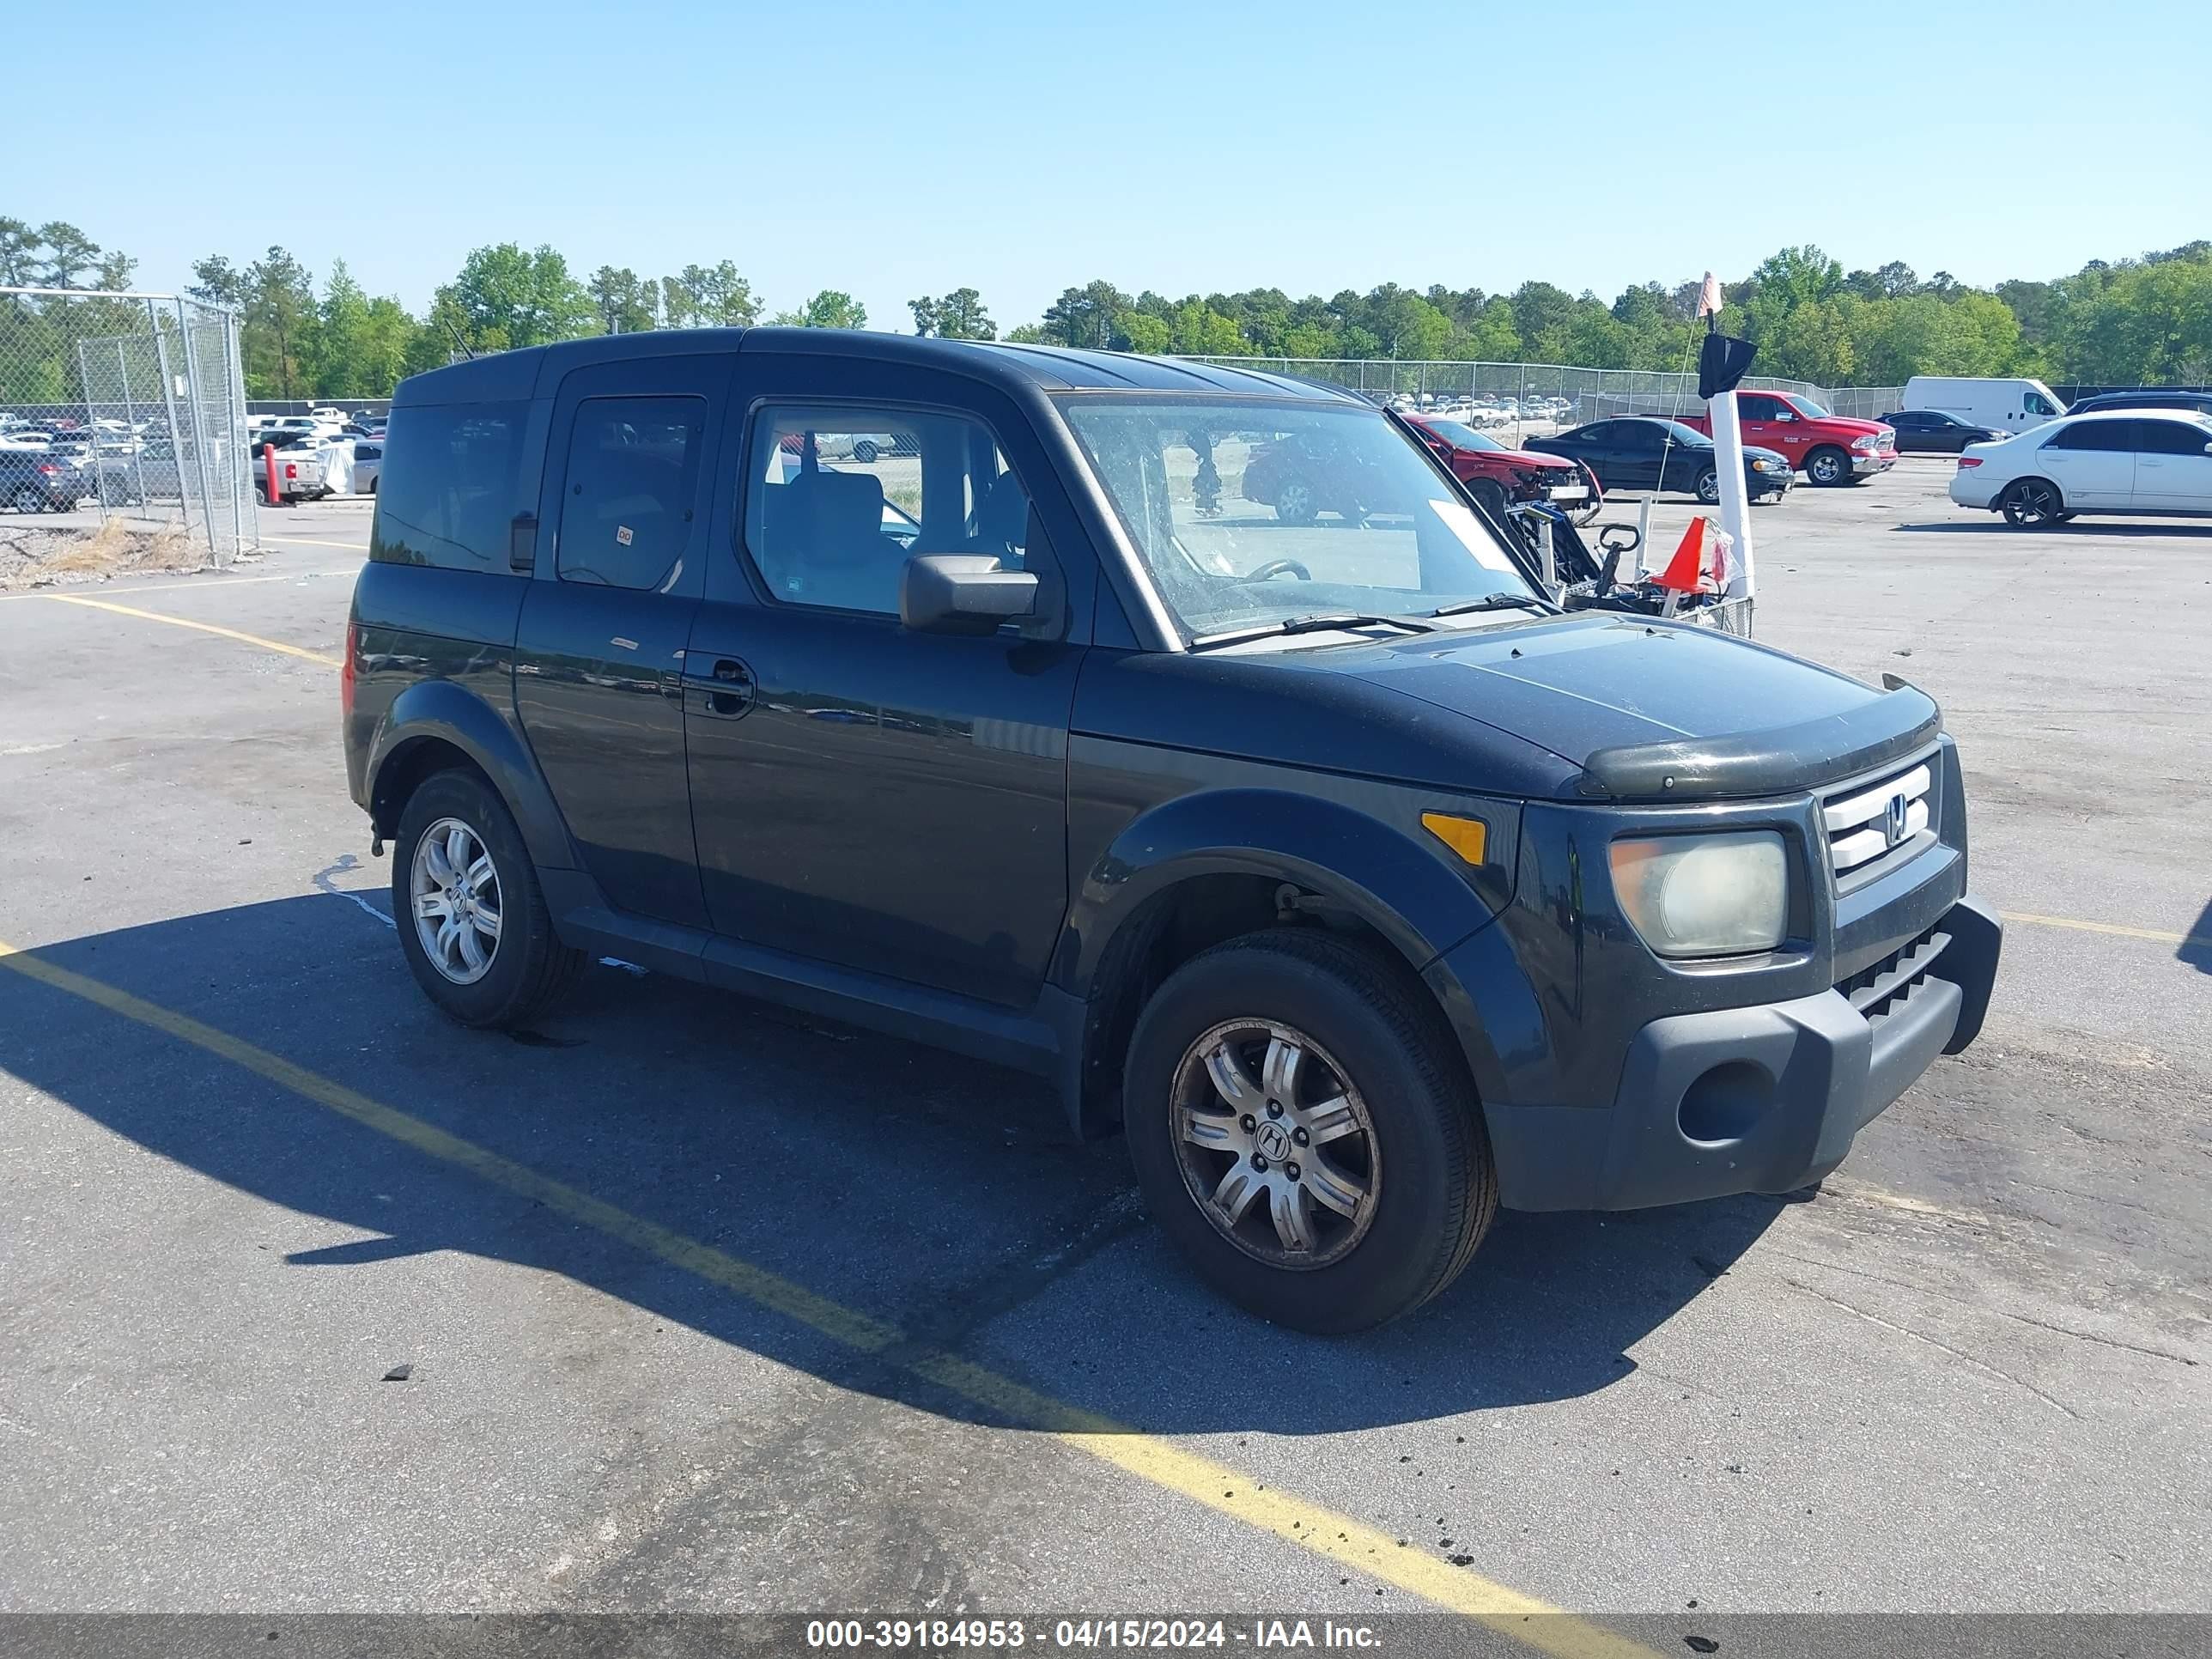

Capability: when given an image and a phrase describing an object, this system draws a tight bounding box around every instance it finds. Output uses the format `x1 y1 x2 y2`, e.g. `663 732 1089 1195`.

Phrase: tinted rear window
370 401 529 570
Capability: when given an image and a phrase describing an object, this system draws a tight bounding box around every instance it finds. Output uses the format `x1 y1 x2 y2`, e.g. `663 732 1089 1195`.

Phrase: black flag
1698 331 1759 399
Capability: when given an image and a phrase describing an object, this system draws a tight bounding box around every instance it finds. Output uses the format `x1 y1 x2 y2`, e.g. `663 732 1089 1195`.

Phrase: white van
1903 376 2067 435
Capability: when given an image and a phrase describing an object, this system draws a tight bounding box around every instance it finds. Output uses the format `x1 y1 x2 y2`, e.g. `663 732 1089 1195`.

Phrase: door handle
683 657 756 720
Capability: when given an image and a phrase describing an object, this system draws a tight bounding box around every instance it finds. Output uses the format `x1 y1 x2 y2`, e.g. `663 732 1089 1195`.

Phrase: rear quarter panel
345 562 568 866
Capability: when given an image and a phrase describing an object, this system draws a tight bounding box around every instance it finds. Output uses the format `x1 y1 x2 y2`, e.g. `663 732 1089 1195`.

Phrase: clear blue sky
29 0 2211 328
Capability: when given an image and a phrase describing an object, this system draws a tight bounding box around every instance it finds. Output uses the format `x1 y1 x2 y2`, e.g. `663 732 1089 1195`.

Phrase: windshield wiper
1427 592 1550 618
1190 612 1439 650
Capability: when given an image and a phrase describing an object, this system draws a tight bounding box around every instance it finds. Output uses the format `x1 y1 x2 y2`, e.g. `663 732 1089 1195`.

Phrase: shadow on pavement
0 894 1783 1438
1892 519 2212 538
2184 897 2212 975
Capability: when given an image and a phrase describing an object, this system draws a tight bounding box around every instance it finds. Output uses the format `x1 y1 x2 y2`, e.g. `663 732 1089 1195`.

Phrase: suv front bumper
1472 891 2001 1211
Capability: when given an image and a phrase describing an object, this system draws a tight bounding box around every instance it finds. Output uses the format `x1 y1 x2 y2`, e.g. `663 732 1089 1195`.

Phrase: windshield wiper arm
1190 612 1439 650
1427 592 1550 618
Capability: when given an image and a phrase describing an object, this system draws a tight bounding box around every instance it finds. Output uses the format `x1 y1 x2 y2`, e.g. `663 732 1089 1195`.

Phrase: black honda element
343 329 2000 1331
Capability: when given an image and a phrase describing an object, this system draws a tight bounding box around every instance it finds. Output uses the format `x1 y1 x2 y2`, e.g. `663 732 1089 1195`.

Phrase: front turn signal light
1421 812 1488 866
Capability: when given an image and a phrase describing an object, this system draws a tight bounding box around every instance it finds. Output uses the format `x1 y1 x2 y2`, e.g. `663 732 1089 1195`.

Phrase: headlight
1608 831 1789 957
1752 458 1782 472
1850 434 1879 450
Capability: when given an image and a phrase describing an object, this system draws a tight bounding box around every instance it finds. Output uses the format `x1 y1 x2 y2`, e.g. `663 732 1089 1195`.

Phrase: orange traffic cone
1652 516 1733 594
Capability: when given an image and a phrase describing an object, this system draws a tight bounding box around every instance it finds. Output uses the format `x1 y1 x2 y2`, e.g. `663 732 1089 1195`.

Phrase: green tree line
5 215 2209 405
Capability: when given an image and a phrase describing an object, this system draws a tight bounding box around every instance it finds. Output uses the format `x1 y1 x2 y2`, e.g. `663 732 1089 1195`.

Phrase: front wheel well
370 736 492 841
1074 872 1418 1136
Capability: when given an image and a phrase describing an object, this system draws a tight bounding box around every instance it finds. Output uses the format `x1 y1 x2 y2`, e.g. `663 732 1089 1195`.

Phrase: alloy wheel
1274 481 1315 525
1170 1018 1380 1270
2003 480 2062 528
409 817 504 985
1810 452 1845 484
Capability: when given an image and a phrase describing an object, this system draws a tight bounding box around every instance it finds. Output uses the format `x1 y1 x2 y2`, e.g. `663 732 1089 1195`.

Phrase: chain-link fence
1175 356 1920 439
1175 357 1838 445
0 287 257 562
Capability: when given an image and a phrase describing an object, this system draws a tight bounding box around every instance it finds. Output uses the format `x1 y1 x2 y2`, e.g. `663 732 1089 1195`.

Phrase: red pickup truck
1669 392 1895 487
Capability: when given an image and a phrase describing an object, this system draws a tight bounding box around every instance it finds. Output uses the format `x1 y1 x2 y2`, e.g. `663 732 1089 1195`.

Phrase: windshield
1059 398 1540 643
1420 420 1503 452
1788 395 1831 418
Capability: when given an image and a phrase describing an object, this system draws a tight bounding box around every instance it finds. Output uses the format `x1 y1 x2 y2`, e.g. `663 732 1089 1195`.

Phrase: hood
1744 443 1790 464
1493 447 1577 471
1822 416 1893 438
1328 613 1938 799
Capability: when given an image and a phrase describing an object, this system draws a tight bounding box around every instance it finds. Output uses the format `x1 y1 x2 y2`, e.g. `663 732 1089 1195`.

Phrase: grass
0 518 203 592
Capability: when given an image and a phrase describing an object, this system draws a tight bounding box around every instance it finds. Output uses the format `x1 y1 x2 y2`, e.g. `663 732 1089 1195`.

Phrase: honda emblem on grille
1884 793 1910 848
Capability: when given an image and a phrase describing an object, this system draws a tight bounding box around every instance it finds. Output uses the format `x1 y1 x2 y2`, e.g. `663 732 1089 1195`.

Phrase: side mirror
900 554 1037 635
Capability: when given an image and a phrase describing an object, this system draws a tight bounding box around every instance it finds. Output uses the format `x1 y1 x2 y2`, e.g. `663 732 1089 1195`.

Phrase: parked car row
1383 394 1574 429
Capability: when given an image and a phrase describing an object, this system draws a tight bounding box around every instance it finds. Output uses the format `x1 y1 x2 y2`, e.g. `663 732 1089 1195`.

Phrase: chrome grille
1824 759 1932 875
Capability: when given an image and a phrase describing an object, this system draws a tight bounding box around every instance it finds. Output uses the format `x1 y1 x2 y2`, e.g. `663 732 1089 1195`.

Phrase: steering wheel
1245 558 1311 582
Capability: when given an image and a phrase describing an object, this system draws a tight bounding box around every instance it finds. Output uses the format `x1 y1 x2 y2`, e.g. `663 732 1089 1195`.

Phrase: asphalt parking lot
1 465 2206 1650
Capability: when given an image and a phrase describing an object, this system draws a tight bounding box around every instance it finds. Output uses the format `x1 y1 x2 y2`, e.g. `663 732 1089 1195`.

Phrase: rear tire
2000 477 2065 528
1123 929 1497 1333
391 769 585 1029
1695 468 1721 506
1273 481 1317 526
1807 446 1852 487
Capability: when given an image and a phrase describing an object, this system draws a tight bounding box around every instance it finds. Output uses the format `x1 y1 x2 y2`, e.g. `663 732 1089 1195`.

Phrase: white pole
1707 386 1756 600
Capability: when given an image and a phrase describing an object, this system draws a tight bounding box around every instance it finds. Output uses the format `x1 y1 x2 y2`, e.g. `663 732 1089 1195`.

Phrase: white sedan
1952 410 2212 527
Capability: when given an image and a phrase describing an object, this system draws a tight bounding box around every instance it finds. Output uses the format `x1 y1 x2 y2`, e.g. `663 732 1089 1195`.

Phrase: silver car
95 439 185 502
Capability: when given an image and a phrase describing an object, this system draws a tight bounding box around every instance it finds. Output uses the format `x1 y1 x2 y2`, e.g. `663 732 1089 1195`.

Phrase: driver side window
741 404 1030 617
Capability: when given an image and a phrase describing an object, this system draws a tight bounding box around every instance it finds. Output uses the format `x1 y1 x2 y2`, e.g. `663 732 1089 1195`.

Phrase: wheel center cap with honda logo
1255 1120 1293 1163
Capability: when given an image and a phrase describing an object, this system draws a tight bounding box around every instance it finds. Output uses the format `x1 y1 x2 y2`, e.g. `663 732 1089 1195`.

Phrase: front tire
1124 930 1497 1333
391 769 585 1029
2000 477 2065 528
1807 447 1852 487
1468 477 1510 523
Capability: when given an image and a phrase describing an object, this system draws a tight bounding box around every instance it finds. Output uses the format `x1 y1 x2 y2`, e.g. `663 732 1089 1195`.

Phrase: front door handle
683 657 756 720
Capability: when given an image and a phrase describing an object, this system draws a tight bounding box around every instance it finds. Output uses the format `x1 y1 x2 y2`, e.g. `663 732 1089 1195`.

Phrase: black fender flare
1060 789 1509 995
365 680 576 873
1051 788 1518 1132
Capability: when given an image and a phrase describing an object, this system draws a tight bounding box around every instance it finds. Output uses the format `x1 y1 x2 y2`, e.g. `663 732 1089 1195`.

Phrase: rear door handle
683 657 756 720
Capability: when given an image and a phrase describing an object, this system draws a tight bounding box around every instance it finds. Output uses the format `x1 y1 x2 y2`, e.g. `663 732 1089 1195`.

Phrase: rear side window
370 401 528 570
555 396 706 591
2045 421 2135 453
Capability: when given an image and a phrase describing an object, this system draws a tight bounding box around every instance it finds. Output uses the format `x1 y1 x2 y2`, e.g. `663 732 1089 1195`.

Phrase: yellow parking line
0 935 1650 1658
33 593 340 668
0 571 356 603
2001 911 2210 951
